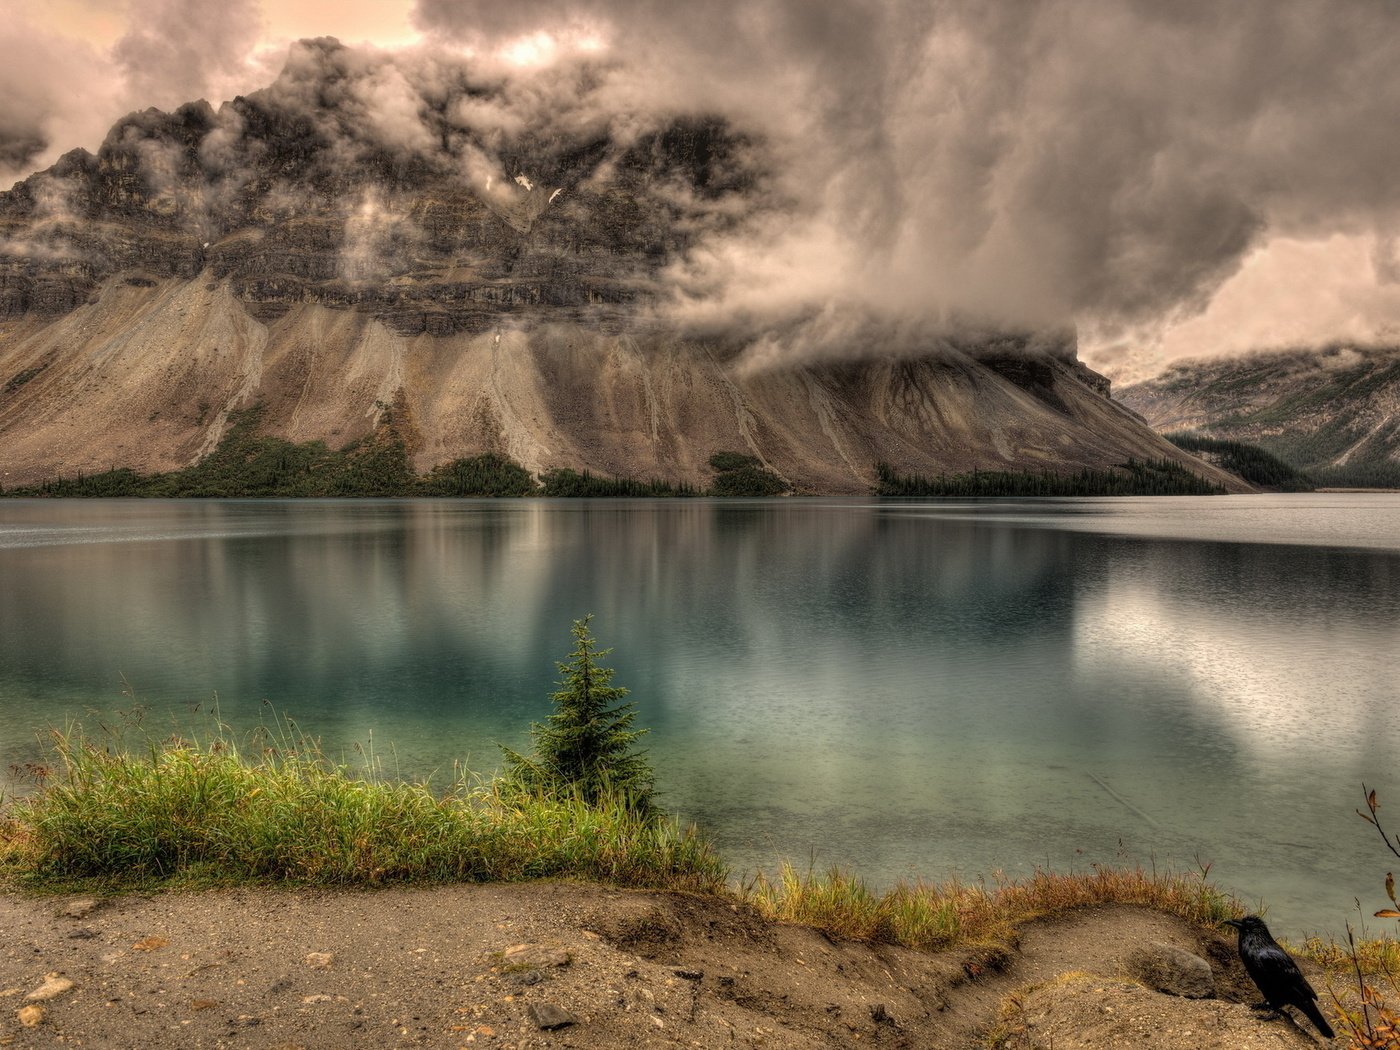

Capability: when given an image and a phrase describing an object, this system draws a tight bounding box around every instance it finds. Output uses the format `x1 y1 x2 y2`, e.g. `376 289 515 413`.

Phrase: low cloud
410 0 1400 368
339 189 425 282
10 1 1400 373
0 0 268 191
1086 235 1400 383
0 18 112 188
112 0 265 115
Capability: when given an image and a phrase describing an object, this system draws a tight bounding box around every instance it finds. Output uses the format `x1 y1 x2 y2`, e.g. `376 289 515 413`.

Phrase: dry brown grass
1311 787 1400 1049
0 816 31 881
1302 932 1400 1050
747 862 1242 952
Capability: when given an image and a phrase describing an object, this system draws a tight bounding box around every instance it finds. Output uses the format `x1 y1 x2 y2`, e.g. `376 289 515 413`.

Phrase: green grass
1 717 1394 1050
0 717 1243 956
1 722 724 893
0 709 1277 972
3 724 1245 954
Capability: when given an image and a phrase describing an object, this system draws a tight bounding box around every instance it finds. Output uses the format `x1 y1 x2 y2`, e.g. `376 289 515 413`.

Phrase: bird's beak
1222 918 1243 929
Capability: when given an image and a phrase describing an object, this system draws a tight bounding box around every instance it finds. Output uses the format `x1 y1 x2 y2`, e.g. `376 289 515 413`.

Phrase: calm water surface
2 495 1398 938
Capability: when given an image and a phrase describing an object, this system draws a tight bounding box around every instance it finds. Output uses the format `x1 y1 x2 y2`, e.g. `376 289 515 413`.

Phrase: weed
1317 788 1400 1048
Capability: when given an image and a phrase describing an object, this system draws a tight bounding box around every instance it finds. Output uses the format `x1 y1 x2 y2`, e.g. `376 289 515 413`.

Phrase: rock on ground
1127 941 1217 999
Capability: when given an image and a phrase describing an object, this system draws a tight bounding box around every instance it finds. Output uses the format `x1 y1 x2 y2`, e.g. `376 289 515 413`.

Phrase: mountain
1117 345 1400 488
0 39 1241 494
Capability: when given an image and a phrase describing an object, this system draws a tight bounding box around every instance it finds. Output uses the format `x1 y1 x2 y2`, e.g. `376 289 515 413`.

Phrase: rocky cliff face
0 39 1239 493
1117 346 1400 487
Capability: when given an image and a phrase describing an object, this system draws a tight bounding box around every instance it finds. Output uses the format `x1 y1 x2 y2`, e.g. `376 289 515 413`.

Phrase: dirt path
0 884 1338 1048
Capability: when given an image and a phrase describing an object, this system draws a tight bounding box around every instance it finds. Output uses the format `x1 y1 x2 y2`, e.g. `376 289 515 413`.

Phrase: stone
25 974 75 1002
16 1004 45 1026
502 943 572 969
1127 941 1217 999
870 1003 897 1027
527 1001 577 1030
61 898 99 919
304 952 334 969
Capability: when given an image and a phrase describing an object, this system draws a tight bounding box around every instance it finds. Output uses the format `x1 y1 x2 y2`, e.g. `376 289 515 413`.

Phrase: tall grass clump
747 864 966 950
747 861 1242 952
4 619 722 892
8 723 723 892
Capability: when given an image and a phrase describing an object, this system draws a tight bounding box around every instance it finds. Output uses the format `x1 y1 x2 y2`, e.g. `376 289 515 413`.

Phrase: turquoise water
2 495 1398 938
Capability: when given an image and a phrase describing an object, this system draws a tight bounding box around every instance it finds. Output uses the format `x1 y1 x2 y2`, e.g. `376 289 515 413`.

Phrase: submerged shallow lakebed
2 494 1398 939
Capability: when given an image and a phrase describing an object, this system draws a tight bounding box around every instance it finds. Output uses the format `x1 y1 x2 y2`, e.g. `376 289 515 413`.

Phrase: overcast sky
5 0 1400 381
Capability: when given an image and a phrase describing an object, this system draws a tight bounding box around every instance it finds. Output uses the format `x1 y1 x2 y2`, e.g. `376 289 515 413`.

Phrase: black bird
1224 915 1335 1040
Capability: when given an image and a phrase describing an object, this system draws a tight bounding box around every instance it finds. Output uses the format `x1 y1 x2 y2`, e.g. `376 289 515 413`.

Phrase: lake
2 495 1398 939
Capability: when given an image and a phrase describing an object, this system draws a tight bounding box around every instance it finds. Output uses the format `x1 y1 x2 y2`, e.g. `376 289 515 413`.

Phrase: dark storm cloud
409 0 1400 364
8 0 1400 367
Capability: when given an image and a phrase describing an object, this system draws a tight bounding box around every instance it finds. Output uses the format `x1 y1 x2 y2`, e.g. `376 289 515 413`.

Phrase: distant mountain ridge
0 39 1241 494
1117 345 1400 488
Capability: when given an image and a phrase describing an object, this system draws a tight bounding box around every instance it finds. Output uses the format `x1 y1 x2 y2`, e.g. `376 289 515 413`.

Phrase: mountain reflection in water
1 494 1397 938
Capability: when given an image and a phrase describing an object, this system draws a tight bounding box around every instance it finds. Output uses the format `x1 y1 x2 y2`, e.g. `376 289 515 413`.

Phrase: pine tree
501 615 656 816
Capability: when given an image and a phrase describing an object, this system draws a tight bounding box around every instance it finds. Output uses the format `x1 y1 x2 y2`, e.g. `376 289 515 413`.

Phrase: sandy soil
0 883 1338 1049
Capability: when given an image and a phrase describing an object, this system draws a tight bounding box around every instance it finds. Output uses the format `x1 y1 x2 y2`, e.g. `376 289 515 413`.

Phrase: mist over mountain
1118 345 1400 488
12 1 1400 373
0 38 1244 493
0 38 765 332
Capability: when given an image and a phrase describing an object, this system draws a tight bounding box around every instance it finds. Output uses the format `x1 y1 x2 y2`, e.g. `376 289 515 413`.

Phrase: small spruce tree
502 615 656 816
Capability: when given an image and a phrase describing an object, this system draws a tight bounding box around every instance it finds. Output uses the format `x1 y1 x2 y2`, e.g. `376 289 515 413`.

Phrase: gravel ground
0 883 1340 1048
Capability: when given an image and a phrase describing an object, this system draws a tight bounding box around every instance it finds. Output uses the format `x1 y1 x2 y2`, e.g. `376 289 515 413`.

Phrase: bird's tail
1298 997 1335 1040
